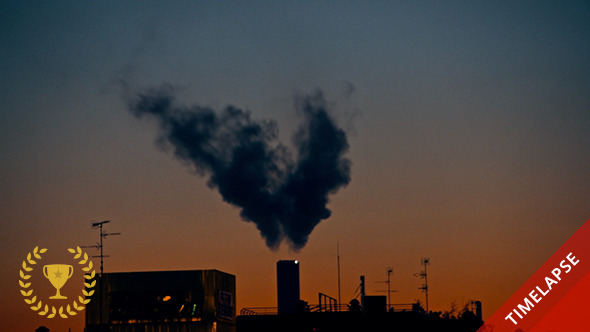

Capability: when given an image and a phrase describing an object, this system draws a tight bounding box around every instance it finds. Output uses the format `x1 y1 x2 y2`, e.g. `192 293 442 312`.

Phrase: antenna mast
83 220 120 325
337 242 341 311
376 267 396 310
414 258 430 312
84 220 121 276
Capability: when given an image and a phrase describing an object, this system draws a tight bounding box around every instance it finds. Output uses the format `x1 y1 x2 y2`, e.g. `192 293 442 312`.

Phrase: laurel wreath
19 246 97 318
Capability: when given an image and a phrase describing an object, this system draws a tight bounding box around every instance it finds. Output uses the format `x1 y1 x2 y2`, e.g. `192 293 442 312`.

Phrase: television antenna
82 220 120 324
82 220 121 277
413 258 430 312
376 266 397 310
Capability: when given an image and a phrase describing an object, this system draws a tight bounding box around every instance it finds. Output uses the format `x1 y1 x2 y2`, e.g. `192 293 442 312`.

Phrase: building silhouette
85 270 236 332
238 261 483 332
84 263 482 332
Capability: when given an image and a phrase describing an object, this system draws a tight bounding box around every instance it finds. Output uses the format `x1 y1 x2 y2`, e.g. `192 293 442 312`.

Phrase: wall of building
86 270 235 332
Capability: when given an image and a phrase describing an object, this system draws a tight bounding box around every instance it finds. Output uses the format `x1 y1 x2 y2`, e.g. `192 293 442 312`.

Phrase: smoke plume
129 85 351 250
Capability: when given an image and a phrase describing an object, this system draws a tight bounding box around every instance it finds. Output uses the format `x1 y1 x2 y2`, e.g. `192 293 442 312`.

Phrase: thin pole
88 220 120 325
360 275 365 313
98 222 104 325
99 223 104 276
337 242 341 311
387 268 392 310
424 260 429 313
414 258 430 313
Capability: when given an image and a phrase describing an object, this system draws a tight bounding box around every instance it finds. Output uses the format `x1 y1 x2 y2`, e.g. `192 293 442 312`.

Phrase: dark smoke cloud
129 85 351 250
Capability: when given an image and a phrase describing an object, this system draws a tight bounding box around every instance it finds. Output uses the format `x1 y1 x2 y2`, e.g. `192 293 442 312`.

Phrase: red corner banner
478 218 590 332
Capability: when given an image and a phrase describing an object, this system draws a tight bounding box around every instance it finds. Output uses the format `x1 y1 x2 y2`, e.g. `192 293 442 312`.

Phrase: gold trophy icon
43 264 73 299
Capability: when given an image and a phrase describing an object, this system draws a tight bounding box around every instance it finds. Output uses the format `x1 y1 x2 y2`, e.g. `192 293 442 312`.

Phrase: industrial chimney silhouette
277 260 300 315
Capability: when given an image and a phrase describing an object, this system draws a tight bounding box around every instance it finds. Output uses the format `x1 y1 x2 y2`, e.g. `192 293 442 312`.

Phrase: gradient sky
1 1 589 331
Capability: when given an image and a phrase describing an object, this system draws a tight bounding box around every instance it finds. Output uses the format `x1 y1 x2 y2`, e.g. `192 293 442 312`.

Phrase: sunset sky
1 1 589 331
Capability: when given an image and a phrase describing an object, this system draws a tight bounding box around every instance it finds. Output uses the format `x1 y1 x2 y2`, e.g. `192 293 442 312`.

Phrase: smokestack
277 260 300 315
475 301 483 322
128 86 351 250
360 275 366 313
